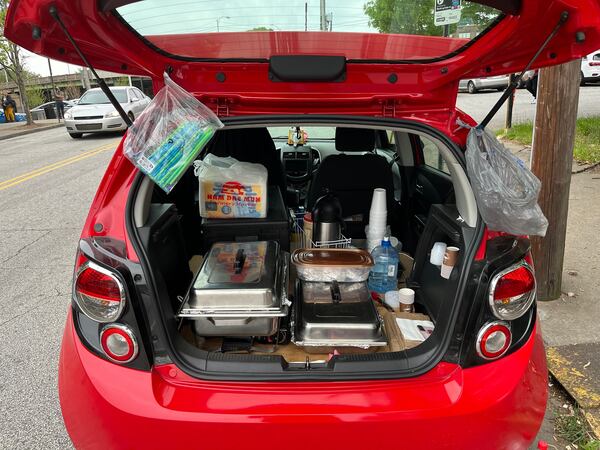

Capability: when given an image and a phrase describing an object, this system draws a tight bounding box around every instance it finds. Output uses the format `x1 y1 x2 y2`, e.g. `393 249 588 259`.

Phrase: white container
384 290 400 310
194 155 268 219
430 242 447 266
398 288 415 312
399 288 415 305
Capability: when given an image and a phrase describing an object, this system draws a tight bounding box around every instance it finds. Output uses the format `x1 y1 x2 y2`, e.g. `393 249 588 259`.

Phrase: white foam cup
369 188 387 216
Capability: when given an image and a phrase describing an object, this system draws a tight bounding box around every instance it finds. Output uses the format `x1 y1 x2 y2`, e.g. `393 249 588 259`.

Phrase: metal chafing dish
293 280 387 348
179 241 289 337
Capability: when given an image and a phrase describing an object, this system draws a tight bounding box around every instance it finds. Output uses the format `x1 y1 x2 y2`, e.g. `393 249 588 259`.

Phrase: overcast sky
22 50 82 77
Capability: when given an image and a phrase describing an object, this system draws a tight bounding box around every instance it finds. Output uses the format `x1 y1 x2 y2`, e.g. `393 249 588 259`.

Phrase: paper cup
444 246 460 266
369 188 387 215
441 246 459 279
430 242 447 266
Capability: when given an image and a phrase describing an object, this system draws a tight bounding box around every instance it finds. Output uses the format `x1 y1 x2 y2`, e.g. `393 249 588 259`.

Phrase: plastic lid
381 237 391 248
291 248 374 268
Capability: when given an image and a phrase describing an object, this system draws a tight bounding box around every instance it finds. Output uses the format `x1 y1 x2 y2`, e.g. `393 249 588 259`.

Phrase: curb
0 123 64 141
547 345 600 439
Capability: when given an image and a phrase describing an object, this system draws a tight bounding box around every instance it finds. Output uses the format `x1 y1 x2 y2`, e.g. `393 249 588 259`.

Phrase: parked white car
64 86 150 138
581 49 600 85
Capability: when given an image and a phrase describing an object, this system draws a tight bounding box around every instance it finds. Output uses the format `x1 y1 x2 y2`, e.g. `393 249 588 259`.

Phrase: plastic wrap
123 73 223 193
193 155 268 219
465 126 548 236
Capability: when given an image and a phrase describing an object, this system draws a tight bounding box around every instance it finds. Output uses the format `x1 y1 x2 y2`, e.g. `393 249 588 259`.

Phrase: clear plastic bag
465 126 548 236
193 155 268 219
124 73 223 193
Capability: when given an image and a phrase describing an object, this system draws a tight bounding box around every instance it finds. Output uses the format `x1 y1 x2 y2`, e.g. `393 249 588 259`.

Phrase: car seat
306 127 396 239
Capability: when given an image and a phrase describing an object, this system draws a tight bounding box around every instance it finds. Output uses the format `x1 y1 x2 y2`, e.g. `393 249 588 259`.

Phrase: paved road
0 127 121 449
457 85 600 130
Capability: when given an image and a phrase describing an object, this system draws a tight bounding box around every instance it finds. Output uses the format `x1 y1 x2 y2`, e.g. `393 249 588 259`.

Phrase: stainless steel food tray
293 281 387 348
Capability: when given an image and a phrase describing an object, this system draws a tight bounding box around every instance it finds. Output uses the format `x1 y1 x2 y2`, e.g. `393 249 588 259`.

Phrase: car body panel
5 0 600 119
60 308 547 450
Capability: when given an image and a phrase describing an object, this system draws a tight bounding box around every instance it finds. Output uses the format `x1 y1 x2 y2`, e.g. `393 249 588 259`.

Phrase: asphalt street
1 87 599 447
457 84 600 129
0 128 120 449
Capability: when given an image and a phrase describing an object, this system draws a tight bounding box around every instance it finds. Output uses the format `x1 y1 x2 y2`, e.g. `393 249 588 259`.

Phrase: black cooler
200 186 290 252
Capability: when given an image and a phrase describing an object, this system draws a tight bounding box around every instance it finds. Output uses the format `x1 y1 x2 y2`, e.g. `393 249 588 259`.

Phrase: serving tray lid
291 248 373 268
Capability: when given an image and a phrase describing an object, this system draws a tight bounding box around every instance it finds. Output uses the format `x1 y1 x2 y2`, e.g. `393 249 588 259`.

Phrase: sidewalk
0 118 65 140
504 140 600 437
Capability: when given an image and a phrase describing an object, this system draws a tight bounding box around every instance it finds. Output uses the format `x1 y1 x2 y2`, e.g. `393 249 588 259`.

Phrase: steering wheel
286 147 321 184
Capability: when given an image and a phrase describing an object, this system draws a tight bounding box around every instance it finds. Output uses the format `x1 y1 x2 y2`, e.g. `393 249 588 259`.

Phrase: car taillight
74 259 126 323
100 324 138 363
476 322 512 360
488 261 536 320
590 62 600 66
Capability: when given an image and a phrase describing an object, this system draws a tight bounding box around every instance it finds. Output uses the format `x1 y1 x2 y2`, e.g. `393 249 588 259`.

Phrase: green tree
364 0 498 36
0 0 34 124
248 27 274 32
25 86 44 109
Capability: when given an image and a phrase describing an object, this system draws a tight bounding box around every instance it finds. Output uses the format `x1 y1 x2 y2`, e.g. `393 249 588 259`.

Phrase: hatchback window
115 0 502 61
78 90 128 105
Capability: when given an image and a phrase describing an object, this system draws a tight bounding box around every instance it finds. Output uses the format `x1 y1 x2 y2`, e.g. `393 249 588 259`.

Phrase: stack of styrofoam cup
366 188 387 251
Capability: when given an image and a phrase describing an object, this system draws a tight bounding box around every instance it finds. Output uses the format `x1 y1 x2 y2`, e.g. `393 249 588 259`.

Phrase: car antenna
477 11 569 130
48 6 133 128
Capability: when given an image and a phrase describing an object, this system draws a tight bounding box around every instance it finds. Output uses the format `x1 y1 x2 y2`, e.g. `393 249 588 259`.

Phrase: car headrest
335 127 376 152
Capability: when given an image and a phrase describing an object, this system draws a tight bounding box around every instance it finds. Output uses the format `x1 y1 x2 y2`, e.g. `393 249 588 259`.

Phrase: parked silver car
459 75 510 94
64 86 150 138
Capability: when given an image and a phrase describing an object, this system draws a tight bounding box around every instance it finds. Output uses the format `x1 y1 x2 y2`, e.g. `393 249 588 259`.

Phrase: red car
6 1 600 449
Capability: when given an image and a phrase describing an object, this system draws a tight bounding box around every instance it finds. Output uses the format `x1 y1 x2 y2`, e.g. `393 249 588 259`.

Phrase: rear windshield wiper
42 6 133 128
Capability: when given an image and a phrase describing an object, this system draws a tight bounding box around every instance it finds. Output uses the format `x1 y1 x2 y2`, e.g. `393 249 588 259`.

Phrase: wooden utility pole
504 74 516 129
530 59 581 301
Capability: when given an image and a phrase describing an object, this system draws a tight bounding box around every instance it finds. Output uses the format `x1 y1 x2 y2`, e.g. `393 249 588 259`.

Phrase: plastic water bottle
368 237 399 294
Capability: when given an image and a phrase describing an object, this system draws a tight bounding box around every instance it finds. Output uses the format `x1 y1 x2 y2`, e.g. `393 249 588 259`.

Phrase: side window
593 53 600 61
129 89 139 101
135 88 145 99
421 137 450 175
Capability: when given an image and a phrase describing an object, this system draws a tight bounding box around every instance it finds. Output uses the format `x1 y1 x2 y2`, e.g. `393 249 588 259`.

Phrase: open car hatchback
5 0 600 449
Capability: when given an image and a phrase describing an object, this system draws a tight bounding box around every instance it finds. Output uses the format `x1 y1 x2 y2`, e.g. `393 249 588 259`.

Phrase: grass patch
496 116 600 164
555 408 600 449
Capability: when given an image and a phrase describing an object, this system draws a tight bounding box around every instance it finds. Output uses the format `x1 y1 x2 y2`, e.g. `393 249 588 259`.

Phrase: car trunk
127 117 483 379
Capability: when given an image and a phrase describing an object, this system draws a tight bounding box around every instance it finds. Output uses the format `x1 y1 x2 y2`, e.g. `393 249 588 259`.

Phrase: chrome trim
475 321 512 360
74 260 127 323
488 260 536 321
100 323 139 364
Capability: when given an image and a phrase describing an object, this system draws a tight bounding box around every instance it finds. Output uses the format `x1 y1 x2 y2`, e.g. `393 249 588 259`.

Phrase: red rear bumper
59 311 547 450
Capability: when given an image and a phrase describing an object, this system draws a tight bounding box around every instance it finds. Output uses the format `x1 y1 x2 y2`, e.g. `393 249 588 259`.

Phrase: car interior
131 122 480 376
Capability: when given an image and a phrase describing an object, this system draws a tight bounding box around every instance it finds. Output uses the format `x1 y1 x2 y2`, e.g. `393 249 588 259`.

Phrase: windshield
269 126 335 141
78 90 128 105
115 0 502 61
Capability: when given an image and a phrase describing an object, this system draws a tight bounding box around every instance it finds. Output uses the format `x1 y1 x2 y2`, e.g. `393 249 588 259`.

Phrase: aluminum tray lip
292 337 388 347
179 305 289 318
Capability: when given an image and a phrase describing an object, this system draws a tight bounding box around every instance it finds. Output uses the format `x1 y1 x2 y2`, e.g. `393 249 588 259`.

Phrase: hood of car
69 104 122 117
5 0 600 118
